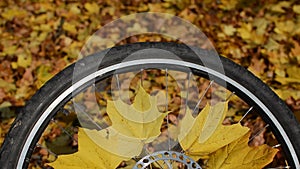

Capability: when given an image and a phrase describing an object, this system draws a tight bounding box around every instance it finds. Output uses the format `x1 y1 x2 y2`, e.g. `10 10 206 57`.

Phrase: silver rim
18 59 299 168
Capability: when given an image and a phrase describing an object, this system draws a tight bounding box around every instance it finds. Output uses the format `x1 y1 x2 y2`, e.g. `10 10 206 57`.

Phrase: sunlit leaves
1 0 300 109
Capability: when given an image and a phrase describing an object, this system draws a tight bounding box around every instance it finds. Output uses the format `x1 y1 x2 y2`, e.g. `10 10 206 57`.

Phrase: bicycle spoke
73 102 103 130
36 143 58 159
51 119 78 143
165 68 171 151
192 80 214 115
266 166 291 169
144 147 164 169
249 124 270 142
239 106 254 123
272 144 281 148
163 160 172 169
225 91 235 101
184 72 192 114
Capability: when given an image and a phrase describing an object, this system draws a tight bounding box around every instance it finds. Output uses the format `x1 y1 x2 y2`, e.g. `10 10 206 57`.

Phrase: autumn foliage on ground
0 0 300 156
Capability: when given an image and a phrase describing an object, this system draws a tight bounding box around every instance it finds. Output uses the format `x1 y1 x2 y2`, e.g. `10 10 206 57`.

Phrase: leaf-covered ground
0 0 300 149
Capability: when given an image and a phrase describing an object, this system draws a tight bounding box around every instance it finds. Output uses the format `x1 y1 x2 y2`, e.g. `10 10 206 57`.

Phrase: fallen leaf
179 102 249 159
17 53 32 68
253 18 269 35
0 78 16 92
206 132 278 169
286 66 300 79
223 25 236 36
2 45 17 56
1 7 27 20
84 2 99 14
274 89 300 100
275 77 300 85
36 65 53 88
70 4 81 14
63 22 77 34
0 101 12 109
107 85 169 142
293 5 300 14
269 1 291 13
238 23 252 40
219 0 238 10
264 38 280 51
84 127 145 158
50 85 170 167
274 20 295 35
49 128 126 168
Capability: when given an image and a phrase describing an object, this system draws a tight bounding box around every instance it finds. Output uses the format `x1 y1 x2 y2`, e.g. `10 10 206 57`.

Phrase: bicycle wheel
0 42 299 169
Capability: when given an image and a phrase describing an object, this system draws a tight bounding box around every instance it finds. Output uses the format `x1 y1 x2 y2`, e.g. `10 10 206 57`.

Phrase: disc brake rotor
133 151 202 169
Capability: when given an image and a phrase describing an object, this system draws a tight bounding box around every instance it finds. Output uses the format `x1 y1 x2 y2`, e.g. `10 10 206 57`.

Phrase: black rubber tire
0 42 299 169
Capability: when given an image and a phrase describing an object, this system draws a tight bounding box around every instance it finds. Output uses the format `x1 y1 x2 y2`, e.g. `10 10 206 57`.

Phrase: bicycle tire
0 42 299 168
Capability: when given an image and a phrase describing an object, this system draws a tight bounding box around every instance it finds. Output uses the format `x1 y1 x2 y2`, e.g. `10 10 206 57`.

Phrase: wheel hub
133 151 202 169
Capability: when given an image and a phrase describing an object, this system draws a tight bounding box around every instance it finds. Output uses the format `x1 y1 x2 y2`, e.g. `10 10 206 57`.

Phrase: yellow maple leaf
63 22 77 34
84 2 99 14
293 5 300 14
1 8 27 20
179 102 249 159
206 132 278 169
107 85 169 142
49 128 126 169
223 25 236 36
238 23 252 40
50 85 168 168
